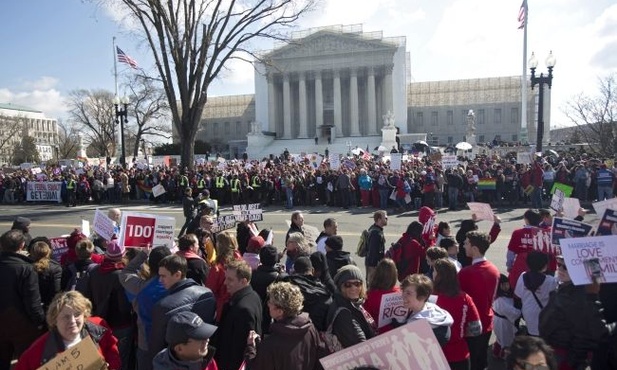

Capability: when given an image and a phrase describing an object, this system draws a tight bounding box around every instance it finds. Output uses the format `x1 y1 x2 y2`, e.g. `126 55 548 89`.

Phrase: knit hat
105 238 126 261
66 229 87 250
246 236 266 254
259 245 278 267
12 217 31 231
166 311 217 347
293 256 313 274
325 235 343 251
333 265 364 289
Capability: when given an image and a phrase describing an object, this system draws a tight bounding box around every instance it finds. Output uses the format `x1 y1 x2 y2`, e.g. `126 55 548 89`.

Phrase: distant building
176 24 549 158
0 103 58 164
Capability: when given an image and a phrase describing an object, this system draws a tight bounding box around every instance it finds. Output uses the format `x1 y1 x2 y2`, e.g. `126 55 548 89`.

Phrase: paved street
0 202 603 370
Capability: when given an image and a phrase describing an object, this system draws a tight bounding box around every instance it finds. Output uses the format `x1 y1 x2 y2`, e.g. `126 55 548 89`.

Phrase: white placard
329 153 340 170
81 220 91 238
119 212 175 249
93 209 116 241
26 181 62 203
441 155 458 169
152 184 166 198
390 153 402 170
562 197 581 219
467 202 494 221
377 291 408 328
561 235 617 285
517 152 532 164
593 198 617 219
550 189 565 212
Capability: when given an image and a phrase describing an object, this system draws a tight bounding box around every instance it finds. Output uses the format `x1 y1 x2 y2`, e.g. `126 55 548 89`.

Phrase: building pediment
265 31 398 60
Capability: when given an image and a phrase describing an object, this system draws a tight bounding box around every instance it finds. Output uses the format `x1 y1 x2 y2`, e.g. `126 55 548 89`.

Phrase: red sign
49 237 68 262
123 216 156 248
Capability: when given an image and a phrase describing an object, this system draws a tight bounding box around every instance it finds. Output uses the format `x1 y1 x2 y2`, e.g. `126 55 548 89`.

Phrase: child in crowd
492 274 521 359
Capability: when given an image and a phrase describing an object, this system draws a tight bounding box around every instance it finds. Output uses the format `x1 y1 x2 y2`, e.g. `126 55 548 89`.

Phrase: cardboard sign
467 202 494 221
377 291 408 329
36 335 104 370
593 198 617 219
49 237 68 263
26 182 62 203
597 209 617 236
232 203 263 222
551 217 594 248
93 209 116 241
119 212 175 249
152 184 166 198
390 153 402 170
561 235 617 285
212 215 237 233
319 319 449 370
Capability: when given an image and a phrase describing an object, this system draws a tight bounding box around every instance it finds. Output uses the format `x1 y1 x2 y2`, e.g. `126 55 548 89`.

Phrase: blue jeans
531 187 543 209
286 187 294 208
598 185 613 201
379 188 390 209
448 187 459 209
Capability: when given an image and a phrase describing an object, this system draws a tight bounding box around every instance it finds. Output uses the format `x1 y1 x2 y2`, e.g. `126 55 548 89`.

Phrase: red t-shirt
363 286 401 334
432 293 481 362
458 260 500 334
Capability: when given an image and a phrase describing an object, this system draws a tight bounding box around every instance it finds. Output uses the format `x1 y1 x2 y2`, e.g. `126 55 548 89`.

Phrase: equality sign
232 203 263 222
119 212 175 249
93 209 116 241
319 319 448 370
551 217 594 248
49 237 68 263
561 235 617 285
377 291 407 329
597 209 617 236
26 181 62 203
36 335 104 370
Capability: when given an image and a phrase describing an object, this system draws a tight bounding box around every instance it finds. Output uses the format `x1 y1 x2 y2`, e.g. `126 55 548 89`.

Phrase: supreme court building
192 25 543 158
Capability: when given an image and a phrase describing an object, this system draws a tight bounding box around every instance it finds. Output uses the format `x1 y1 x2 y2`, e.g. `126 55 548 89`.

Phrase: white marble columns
349 69 360 136
333 70 343 137
315 71 323 139
282 75 292 139
298 72 308 138
367 67 377 135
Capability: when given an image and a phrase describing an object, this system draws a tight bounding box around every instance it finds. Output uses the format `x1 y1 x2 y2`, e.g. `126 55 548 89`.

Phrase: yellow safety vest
180 176 188 187
251 176 260 188
197 179 205 189
67 180 75 190
216 177 225 188
231 179 240 192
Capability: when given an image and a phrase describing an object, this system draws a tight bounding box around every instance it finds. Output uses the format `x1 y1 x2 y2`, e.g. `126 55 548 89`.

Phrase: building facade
0 103 59 164
188 25 548 157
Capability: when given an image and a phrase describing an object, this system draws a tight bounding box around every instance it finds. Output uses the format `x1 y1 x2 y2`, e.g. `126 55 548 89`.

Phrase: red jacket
363 287 401 334
387 234 425 281
205 251 242 323
458 260 500 334
15 316 121 370
433 292 481 363
508 226 556 288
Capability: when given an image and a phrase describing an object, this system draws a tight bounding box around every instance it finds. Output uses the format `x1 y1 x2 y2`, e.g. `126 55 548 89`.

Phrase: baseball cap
166 311 218 346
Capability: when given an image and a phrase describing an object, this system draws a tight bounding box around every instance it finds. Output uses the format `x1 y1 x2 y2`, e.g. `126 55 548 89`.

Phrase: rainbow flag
477 178 496 190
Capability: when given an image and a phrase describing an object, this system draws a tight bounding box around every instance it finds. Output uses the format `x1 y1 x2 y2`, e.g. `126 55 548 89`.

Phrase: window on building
479 135 485 142
448 136 453 144
512 134 518 142
415 112 424 126
494 108 502 125
431 112 438 126
447 111 453 126
224 122 230 135
477 109 485 125
511 107 519 125
213 122 219 137
461 110 467 125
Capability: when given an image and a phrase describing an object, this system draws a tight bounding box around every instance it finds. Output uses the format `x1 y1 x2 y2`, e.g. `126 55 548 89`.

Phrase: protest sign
36 335 104 370
26 182 62 203
93 209 116 241
551 217 594 248
390 153 402 170
562 197 581 219
212 215 237 233
319 319 448 370
152 184 166 198
329 153 341 170
377 291 407 329
560 235 617 285
81 219 90 238
593 198 617 219
119 212 175 249
550 182 574 197
232 203 263 222
49 237 68 263
441 155 458 169
517 152 532 164
550 189 565 212
467 202 494 221
527 227 557 255
597 209 617 236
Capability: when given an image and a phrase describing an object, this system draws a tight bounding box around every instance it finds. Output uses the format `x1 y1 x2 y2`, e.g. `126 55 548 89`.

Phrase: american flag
362 151 371 160
116 46 139 69
518 0 527 29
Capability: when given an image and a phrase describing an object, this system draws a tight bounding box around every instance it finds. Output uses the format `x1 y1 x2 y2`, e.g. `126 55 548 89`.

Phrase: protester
505 336 557 370
315 217 338 254
177 234 210 285
14 291 121 370
243 235 265 270
61 229 104 267
325 235 354 277
285 211 304 242
206 231 242 322
11 217 32 247
507 209 546 288
284 232 311 273
363 258 400 334
365 210 388 285
61 238 99 292
30 240 62 313
492 274 521 360
310 251 337 295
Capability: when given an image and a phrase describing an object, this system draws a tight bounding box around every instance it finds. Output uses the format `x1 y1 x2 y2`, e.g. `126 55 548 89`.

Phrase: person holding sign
15 291 121 370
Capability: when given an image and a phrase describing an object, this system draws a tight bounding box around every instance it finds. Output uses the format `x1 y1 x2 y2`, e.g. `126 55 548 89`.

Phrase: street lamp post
529 51 556 153
113 95 130 168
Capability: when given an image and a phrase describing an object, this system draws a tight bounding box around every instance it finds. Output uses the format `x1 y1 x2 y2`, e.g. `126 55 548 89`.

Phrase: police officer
230 174 241 205
66 174 77 207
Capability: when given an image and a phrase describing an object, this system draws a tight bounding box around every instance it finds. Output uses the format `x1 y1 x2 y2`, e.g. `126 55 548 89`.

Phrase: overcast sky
1 0 615 130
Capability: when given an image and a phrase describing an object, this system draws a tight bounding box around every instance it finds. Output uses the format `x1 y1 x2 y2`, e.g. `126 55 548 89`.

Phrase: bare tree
57 119 81 159
125 74 171 157
66 89 117 157
0 114 26 161
564 74 617 157
114 0 316 169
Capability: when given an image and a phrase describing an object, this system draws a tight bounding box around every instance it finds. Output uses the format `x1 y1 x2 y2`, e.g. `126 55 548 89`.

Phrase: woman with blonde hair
206 231 242 322
30 241 62 312
285 232 310 273
15 291 121 370
246 282 324 369
363 258 401 334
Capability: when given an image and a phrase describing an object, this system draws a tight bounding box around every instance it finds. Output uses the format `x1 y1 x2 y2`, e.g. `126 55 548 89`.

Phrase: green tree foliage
12 136 41 164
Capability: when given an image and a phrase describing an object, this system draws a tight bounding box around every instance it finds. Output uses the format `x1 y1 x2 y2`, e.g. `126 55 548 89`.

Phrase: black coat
36 259 62 312
250 265 285 334
213 286 262 370
84 261 133 329
326 250 355 277
283 274 332 331
0 252 45 327
327 293 376 348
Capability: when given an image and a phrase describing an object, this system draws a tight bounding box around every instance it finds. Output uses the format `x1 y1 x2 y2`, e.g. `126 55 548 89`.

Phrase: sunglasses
343 281 363 289
557 262 567 271
515 361 550 370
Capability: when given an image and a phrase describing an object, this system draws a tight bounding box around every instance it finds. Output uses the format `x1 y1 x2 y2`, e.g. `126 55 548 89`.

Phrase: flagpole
113 36 118 97
521 0 528 145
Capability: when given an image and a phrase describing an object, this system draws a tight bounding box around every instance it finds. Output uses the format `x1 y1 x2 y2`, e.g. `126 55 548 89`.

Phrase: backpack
65 263 97 293
386 240 409 282
356 228 371 257
319 307 344 354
